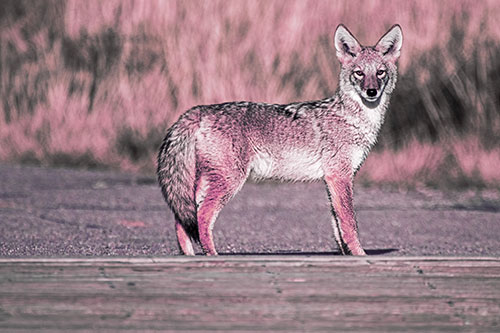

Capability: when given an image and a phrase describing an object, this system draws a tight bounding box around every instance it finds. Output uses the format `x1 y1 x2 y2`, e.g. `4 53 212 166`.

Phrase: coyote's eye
353 70 364 79
376 70 386 78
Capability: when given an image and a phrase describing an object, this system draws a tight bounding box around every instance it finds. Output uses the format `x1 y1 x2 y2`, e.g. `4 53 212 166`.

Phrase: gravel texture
1 164 499 257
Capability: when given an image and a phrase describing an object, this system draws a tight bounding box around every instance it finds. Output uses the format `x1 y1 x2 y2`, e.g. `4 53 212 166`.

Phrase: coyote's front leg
324 173 366 255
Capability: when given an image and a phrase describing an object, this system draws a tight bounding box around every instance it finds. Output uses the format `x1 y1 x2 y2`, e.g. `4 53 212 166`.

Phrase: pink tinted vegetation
1 0 500 187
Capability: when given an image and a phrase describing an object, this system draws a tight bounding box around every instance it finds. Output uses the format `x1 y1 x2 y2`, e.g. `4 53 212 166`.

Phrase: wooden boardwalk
0 257 499 332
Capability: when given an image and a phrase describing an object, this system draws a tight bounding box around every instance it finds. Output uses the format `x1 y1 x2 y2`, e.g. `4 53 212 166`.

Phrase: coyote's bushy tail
157 110 200 242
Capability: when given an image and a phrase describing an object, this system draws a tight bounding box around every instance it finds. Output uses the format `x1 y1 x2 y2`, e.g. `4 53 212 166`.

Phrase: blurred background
1 0 499 187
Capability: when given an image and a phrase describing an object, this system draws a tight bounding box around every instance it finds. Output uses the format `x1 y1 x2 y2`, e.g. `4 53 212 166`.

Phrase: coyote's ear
375 24 403 62
334 24 362 64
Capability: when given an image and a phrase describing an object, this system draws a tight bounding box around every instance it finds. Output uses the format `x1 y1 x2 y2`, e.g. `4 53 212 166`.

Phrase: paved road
1 164 499 257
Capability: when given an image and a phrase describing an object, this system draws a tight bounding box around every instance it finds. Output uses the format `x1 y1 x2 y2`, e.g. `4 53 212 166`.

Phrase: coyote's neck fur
337 86 390 147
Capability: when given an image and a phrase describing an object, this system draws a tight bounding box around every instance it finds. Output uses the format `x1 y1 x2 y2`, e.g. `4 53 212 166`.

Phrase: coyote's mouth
361 94 381 107
364 96 379 103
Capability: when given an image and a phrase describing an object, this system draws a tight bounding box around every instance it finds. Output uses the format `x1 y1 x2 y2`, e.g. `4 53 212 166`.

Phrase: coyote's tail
157 110 200 242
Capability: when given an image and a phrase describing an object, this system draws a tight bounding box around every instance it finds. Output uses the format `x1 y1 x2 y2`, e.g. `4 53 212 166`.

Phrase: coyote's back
158 24 403 256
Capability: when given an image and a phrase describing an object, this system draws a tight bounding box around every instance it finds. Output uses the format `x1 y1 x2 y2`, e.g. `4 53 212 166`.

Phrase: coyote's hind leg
196 173 246 256
175 217 195 256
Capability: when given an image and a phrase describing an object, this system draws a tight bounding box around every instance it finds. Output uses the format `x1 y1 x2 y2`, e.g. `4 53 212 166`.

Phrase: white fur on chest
250 149 324 181
351 146 368 173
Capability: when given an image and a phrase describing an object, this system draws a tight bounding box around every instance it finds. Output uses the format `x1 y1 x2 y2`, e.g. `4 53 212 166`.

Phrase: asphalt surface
1 164 499 257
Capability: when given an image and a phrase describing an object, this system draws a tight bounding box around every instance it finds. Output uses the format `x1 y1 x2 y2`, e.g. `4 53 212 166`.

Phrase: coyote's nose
366 89 377 97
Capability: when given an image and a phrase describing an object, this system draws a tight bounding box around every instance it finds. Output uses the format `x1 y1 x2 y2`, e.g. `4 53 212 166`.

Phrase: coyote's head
334 24 403 107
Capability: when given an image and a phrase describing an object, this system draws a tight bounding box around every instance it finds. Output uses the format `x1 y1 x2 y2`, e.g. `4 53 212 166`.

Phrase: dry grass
359 139 500 188
1 0 500 187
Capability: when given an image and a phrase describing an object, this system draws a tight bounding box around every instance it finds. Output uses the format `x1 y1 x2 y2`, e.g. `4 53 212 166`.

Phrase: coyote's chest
249 148 324 181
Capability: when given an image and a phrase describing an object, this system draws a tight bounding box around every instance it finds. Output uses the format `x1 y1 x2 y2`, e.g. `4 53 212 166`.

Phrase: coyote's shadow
219 248 398 256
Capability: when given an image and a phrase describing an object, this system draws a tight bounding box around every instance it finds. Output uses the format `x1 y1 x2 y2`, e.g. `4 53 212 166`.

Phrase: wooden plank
0 257 499 332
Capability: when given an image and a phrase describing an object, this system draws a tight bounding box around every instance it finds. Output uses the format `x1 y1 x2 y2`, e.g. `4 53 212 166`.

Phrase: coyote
158 24 403 256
